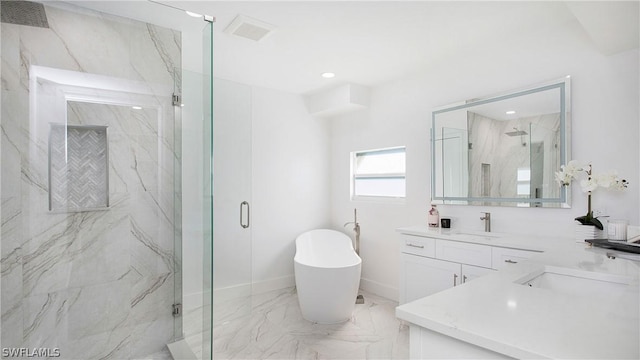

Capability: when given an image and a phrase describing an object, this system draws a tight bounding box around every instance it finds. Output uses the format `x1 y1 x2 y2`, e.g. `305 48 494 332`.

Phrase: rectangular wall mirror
431 78 571 208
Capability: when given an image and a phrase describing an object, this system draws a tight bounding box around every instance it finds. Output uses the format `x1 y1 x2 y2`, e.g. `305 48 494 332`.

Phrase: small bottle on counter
428 204 440 228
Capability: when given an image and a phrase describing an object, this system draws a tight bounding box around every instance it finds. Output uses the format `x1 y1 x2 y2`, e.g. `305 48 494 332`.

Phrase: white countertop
396 225 561 252
395 227 640 359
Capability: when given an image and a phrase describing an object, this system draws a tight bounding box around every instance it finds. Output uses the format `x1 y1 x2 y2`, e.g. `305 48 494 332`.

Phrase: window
516 167 531 207
351 146 406 199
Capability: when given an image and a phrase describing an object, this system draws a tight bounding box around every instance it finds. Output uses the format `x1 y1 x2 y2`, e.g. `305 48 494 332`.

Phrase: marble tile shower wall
468 112 560 202
1 4 182 359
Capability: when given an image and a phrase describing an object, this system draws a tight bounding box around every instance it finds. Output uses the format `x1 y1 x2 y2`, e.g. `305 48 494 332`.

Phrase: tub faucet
343 208 361 255
480 212 491 232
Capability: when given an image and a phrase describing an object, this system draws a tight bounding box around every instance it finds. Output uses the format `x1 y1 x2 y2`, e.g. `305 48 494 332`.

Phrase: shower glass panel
173 67 184 342
176 19 214 360
212 78 253 331
0 2 186 358
203 20 214 360
180 68 212 359
211 24 254 357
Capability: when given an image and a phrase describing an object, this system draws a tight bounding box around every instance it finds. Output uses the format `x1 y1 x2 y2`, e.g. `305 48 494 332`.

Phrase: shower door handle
240 201 250 229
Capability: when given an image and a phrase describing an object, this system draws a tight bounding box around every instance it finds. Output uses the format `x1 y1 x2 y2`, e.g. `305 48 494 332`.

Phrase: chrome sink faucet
480 212 491 232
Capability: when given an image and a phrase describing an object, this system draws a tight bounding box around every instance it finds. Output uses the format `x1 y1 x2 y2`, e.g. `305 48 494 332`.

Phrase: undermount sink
454 230 502 239
517 266 631 298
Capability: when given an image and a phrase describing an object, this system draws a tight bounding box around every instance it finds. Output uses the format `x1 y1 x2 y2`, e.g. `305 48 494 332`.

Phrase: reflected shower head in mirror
505 127 528 136
0 1 49 28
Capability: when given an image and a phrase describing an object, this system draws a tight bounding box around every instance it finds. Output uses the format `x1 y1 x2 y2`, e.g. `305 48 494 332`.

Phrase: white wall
329 18 639 301
251 86 332 292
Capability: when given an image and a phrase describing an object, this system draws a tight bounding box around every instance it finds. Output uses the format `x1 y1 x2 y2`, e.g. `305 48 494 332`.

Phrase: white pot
575 222 605 243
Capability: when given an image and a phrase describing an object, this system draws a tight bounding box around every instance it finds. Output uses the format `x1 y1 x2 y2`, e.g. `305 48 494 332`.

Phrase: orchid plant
555 160 628 230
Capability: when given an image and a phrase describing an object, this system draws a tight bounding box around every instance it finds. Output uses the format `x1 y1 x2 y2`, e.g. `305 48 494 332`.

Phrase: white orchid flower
612 175 629 191
558 160 627 193
555 160 586 186
564 160 585 177
580 179 598 193
555 170 572 186
612 181 625 191
594 172 617 188
559 161 628 223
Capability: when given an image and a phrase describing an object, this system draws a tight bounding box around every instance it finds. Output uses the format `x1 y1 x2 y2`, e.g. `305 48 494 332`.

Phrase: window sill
350 195 406 205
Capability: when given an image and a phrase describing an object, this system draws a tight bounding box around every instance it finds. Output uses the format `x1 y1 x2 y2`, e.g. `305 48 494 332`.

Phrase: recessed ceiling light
132 106 142 110
321 72 335 79
506 110 516 115
186 11 203 18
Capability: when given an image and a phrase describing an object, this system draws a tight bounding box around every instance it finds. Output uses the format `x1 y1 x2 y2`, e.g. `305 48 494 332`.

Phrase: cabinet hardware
407 243 425 249
453 273 458 286
462 275 468 283
504 259 517 264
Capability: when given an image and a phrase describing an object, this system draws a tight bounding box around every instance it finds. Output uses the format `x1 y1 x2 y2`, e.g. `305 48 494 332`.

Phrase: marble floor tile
132 347 173 360
208 287 409 360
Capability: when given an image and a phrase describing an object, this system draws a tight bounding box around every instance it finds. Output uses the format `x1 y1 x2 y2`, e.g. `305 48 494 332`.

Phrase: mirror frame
430 78 571 207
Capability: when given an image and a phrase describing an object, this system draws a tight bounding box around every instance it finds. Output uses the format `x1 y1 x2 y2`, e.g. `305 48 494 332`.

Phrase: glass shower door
210 32 254 360
211 82 254 319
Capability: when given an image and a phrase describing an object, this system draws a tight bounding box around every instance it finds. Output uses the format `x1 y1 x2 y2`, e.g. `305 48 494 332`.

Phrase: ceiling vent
224 14 276 42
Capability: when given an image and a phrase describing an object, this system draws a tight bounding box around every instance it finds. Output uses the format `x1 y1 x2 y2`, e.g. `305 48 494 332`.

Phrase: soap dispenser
428 203 440 228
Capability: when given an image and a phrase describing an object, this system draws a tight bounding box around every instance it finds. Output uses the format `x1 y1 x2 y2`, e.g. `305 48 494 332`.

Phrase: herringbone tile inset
49 124 109 211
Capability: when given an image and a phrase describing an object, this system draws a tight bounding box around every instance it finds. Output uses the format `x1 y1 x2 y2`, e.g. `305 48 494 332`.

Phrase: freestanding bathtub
294 229 362 324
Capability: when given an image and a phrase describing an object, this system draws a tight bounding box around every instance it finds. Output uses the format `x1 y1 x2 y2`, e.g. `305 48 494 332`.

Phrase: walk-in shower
0 2 213 359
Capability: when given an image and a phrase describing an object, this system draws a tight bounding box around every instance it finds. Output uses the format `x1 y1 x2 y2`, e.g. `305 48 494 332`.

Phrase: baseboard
210 275 295 303
210 277 394 301
359 277 398 302
251 275 295 295
213 283 251 304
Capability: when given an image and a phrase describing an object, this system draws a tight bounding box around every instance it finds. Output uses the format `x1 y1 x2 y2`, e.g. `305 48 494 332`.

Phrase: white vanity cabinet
399 231 541 305
396 230 640 360
400 253 459 304
399 234 494 304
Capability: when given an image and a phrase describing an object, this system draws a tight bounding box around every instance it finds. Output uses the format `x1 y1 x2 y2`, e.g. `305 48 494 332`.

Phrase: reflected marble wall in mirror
431 78 571 208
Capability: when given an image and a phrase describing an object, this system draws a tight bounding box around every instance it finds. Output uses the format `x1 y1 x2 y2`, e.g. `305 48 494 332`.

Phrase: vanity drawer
491 247 540 270
400 234 436 257
435 239 492 268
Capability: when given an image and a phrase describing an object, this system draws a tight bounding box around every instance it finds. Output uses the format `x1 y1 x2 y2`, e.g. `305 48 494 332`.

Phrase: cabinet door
400 253 460 304
460 264 494 284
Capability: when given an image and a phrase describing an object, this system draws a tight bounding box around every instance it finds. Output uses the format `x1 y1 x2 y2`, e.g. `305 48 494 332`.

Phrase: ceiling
68 1 639 95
